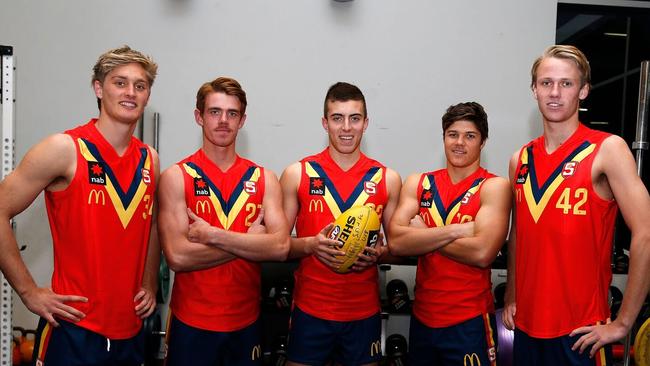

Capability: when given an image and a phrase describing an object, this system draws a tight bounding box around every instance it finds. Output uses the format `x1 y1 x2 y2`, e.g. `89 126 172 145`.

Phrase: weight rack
1 44 15 366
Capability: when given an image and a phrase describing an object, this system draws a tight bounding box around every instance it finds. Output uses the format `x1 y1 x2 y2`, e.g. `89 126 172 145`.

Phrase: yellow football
328 205 381 273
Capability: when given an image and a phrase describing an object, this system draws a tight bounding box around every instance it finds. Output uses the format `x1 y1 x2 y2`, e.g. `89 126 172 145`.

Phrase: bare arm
0 134 88 326
572 135 650 356
187 168 290 262
388 174 473 256
437 177 511 268
369 168 402 265
503 151 519 330
158 165 236 272
280 162 344 267
134 147 160 319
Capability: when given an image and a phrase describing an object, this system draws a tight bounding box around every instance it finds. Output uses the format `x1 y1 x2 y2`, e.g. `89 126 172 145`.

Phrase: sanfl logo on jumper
364 181 376 195
561 161 579 177
244 180 257 194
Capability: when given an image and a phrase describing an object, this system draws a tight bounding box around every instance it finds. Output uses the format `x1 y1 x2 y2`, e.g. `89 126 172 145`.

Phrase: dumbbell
613 249 629 274
609 286 623 320
386 279 410 313
144 312 164 365
493 282 507 310
272 335 288 366
11 337 21 366
11 327 35 365
385 333 407 366
274 278 293 311
634 317 650 366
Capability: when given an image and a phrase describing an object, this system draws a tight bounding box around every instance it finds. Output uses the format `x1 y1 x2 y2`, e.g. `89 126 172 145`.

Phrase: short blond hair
531 45 590 89
92 45 158 86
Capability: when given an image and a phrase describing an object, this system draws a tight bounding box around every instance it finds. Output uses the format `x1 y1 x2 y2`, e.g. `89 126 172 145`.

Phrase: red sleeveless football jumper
293 148 388 321
414 167 496 327
513 124 617 338
45 119 155 339
170 150 265 332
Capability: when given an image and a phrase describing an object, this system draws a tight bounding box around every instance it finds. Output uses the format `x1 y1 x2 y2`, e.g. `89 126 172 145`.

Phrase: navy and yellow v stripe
78 138 150 228
182 162 261 229
304 161 383 218
421 174 485 226
521 141 596 223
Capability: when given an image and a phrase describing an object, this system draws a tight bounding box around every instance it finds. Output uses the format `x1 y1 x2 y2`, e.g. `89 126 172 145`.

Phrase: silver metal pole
153 112 160 152
632 61 650 176
626 60 650 366
136 113 145 141
1 45 15 366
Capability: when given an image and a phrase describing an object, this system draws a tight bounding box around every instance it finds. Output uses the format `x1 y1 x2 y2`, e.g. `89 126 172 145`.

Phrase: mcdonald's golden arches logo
309 199 324 213
463 353 481 366
370 340 381 357
250 344 261 360
195 200 211 214
88 189 106 205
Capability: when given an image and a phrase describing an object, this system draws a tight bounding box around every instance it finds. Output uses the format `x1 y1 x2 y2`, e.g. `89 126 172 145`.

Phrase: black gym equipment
386 279 410 314
613 247 629 274
271 335 288 366
157 256 170 304
143 311 163 366
385 333 407 366
273 278 293 311
493 282 507 310
610 286 623 321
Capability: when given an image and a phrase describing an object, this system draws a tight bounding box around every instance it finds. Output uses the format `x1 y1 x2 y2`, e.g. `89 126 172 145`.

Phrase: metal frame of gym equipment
629 59 650 366
1 44 15 366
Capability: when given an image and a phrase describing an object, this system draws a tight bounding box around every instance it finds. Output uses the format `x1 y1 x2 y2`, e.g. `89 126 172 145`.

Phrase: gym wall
0 0 557 328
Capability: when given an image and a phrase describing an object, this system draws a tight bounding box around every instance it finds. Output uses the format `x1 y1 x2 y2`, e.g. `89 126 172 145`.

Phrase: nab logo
194 178 210 196
364 181 376 195
516 164 529 184
309 177 325 196
88 162 106 185
420 189 433 208
142 169 151 184
562 161 578 178
244 180 257 194
461 191 473 204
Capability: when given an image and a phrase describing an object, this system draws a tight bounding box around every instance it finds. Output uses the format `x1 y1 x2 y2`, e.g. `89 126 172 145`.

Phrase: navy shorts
165 315 262 366
514 328 613 366
32 317 144 366
408 313 497 366
287 306 382 366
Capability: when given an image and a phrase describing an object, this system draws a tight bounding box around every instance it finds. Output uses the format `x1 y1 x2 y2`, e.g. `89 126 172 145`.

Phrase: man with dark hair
159 76 289 366
389 102 511 366
280 82 401 366
0 45 160 365
503 45 650 365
